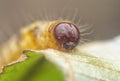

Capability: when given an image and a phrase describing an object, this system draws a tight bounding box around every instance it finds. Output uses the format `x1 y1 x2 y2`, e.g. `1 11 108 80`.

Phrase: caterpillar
0 18 91 72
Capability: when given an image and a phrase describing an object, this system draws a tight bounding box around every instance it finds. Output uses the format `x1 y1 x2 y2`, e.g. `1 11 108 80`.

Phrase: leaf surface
0 51 64 81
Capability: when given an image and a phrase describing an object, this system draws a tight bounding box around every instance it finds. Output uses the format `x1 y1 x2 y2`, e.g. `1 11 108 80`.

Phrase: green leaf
0 50 65 81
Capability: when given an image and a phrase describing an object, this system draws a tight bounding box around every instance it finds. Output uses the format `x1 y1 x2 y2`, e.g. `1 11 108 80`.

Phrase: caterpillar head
49 21 80 50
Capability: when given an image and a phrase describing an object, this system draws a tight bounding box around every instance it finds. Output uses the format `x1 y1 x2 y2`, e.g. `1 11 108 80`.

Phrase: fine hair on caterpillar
0 4 93 78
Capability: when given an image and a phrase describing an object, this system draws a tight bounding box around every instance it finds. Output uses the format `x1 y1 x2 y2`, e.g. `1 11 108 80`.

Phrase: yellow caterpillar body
0 20 80 72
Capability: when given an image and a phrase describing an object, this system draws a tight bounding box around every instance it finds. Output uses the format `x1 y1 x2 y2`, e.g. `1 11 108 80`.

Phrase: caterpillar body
0 20 82 72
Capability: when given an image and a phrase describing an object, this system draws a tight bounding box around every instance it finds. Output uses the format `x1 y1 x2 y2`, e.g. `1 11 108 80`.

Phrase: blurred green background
0 0 120 43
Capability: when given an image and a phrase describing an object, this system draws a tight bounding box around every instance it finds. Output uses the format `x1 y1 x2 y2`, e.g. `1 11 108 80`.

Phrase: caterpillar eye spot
54 21 80 50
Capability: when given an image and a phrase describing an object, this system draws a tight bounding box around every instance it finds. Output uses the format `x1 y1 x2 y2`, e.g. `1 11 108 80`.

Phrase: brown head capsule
54 21 80 50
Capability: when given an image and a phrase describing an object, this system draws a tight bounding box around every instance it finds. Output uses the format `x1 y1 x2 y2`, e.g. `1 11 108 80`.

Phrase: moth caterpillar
0 19 90 72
